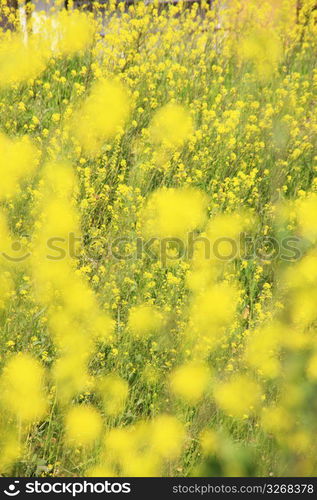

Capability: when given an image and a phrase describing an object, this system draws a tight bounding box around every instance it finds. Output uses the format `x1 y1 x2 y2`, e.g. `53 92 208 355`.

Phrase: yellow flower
0 432 21 473
128 304 163 339
65 405 103 446
149 103 193 147
52 113 60 123
199 429 218 455
0 354 47 422
0 133 39 198
306 352 317 381
0 33 49 87
213 375 262 418
150 415 185 459
170 362 211 403
97 374 129 416
244 324 282 378
189 282 239 351
297 194 317 242
142 187 208 240
70 79 130 154
37 10 96 57
239 27 282 81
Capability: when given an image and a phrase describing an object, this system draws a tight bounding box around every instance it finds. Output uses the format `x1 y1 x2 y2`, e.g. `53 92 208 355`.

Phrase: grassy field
0 0 317 477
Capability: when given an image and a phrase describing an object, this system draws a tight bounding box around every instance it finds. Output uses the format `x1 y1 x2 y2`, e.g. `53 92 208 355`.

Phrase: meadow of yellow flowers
0 0 317 478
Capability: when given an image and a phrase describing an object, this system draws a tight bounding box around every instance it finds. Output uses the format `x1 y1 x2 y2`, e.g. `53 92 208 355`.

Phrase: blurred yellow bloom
54 11 96 56
297 194 317 242
128 304 163 339
261 406 293 435
65 405 103 446
150 103 193 148
239 27 282 80
189 282 238 351
142 187 208 240
0 134 39 198
34 10 95 57
0 33 49 87
150 415 185 459
85 465 117 477
306 352 317 381
244 324 282 378
0 354 47 422
97 374 129 416
0 431 21 473
170 362 211 403
70 79 130 154
214 375 262 418
199 429 218 455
